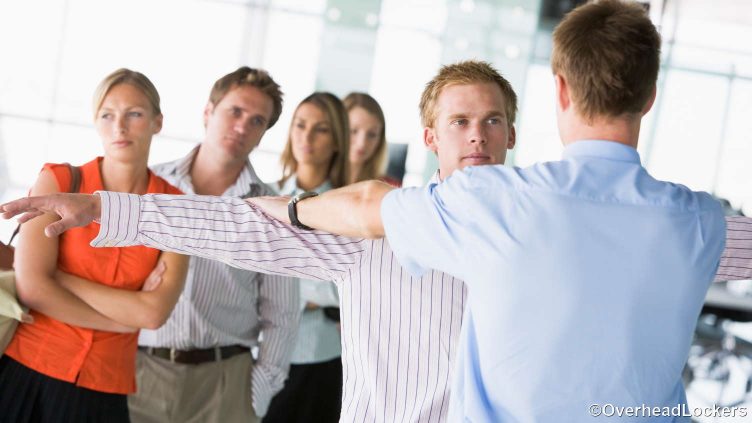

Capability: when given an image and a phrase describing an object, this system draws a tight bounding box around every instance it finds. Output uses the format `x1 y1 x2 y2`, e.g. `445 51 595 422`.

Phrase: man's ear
203 102 214 128
507 125 516 150
424 126 439 154
555 74 571 113
641 85 657 116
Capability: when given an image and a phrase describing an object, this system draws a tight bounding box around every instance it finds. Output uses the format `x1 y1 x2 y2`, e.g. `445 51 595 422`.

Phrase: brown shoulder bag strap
7 163 81 245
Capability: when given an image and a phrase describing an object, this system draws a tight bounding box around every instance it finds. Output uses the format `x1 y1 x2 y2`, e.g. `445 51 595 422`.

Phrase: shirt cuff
250 363 286 417
90 191 142 248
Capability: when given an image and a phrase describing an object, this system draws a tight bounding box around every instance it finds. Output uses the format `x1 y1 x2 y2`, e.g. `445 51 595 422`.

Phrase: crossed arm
13 169 188 332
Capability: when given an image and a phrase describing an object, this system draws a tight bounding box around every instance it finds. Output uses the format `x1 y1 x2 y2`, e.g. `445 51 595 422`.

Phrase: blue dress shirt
381 140 726 422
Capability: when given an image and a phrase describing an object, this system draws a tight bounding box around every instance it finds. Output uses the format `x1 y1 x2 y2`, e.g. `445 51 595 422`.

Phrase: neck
100 157 150 194
295 163 328 191
561 114 641 149
190 145 245 195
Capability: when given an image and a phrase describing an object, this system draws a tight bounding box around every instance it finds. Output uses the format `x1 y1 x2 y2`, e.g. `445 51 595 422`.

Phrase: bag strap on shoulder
7 163 81 245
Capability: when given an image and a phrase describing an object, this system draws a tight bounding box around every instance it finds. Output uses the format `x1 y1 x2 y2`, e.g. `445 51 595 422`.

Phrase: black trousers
263 357 343 423
0 355 129 423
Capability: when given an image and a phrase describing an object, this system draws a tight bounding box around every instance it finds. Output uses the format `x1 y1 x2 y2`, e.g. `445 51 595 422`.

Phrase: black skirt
0 355 129 423
263 356 343 423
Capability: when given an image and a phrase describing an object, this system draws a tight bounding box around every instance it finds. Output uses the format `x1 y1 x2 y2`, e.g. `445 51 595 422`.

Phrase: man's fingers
0 198 32 219
44 219 72 238
2 196 59 220
16 210 45 224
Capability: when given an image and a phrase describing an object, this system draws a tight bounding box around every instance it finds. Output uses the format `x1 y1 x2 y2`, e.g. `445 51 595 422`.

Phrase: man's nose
468 123 487 144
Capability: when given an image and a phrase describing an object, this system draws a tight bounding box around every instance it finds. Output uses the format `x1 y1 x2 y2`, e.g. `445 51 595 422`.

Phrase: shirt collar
280 174 333 196
428 170 441 185
172 145 269 197
562 140 641 165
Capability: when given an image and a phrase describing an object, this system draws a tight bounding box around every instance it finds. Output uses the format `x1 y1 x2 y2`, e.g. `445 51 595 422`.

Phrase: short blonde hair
208 67 284 129
419 60 517 128
280 92 350 189
92 68 161 118
343 92 387 183
551 0 660 121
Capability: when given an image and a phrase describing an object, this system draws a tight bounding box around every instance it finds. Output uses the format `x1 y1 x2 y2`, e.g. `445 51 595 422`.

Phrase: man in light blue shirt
262 1 727 421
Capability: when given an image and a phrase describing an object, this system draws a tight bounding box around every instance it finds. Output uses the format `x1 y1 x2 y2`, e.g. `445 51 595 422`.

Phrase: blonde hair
92 68 161 118
343 92 387 183
208 66 284 129
419 60 517 128
551 0 660 121
279 92 350 189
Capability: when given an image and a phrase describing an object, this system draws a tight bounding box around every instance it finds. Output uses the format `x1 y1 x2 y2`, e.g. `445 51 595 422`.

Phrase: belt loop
170 348 177 363
214 346 221 361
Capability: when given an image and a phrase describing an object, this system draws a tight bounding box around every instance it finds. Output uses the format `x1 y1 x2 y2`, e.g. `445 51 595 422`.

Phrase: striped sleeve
91 191 365 282
91 191 141 247
252 272 301 416
714 216 752 282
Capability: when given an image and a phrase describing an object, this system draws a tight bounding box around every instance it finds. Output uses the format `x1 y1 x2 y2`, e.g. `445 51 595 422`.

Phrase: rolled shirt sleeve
380 170 476 280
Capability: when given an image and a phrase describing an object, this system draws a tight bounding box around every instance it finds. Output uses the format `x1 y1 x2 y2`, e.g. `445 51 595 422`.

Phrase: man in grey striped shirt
126 67 300 422
5 62 752 422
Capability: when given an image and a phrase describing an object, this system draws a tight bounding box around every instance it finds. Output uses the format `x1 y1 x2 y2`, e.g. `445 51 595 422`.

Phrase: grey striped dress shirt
139 149 301 417
92 191 752 422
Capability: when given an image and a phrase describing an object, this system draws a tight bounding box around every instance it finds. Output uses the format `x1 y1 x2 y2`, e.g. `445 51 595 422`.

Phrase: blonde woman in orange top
0 69 188 423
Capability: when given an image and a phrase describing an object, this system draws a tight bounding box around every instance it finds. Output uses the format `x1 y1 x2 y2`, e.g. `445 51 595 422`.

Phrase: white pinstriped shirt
93 189 466 423
92 190 752 423
138 148 301 417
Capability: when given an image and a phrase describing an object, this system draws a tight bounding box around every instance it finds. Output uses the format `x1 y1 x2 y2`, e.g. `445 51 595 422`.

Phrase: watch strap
288 191 319 230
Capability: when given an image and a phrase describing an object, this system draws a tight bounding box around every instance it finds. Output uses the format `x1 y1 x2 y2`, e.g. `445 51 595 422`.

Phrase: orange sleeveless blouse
5 157 182 394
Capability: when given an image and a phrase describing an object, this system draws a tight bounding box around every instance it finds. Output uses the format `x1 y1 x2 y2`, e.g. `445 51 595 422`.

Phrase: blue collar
562 140 641 165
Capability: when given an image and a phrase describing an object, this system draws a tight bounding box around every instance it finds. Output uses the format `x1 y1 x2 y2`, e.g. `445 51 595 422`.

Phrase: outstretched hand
0 193 102 238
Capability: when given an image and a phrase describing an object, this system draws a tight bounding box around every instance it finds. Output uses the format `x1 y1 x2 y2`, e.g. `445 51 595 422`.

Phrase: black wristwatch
288 191 319 230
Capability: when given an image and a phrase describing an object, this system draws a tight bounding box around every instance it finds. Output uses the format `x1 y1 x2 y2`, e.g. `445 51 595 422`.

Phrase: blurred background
1 0 751 235
1 0 752 419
